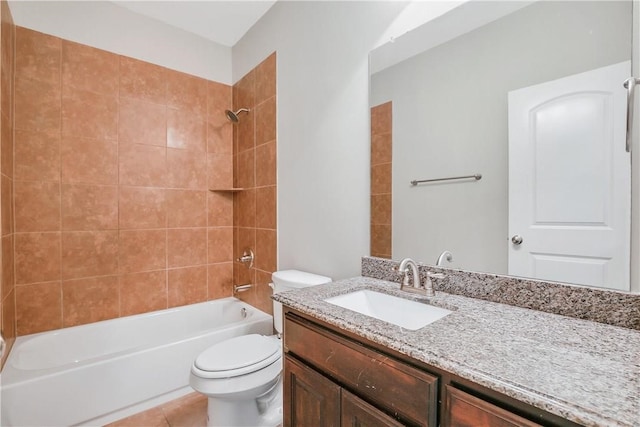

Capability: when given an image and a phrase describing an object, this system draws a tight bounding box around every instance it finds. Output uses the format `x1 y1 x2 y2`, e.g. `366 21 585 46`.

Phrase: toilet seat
193 334 281 379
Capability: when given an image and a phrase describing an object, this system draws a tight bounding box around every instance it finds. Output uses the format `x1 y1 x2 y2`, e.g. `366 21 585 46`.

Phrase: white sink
324 290 452 330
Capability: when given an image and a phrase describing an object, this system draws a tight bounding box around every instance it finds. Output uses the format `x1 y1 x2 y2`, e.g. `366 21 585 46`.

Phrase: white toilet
190 270 331 427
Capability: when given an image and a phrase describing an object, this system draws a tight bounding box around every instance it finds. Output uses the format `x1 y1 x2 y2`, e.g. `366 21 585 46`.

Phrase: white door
508 61 631 291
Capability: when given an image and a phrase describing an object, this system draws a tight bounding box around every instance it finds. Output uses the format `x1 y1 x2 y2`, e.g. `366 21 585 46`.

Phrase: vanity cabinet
284 309 582 427
284 313 438 426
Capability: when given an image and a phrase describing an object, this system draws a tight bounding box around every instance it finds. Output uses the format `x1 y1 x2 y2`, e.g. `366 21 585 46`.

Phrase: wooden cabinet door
284 355 341 427
442 386 542 427
341 390 404 427
285 315 438 426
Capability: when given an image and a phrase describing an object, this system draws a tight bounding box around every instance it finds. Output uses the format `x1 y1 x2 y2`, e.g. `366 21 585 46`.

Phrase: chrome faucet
436 250 453 266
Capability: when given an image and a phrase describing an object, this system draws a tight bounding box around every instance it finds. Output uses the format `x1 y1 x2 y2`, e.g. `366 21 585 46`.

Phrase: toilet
189 270 331 427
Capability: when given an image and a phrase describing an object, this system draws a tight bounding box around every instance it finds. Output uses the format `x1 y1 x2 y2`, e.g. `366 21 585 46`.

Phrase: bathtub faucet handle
237 249 254 268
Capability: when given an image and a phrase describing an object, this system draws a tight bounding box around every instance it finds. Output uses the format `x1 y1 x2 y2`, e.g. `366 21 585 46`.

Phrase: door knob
511 235 523 245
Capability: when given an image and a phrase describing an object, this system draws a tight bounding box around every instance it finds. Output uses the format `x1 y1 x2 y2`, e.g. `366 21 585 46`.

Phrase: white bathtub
1 298 273 426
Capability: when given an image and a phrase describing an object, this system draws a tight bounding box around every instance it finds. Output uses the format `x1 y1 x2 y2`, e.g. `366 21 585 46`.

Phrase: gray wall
233 1 412 279
371 1 631 274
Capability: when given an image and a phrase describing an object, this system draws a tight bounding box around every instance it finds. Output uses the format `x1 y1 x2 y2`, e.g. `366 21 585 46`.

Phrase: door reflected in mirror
369 1 633 291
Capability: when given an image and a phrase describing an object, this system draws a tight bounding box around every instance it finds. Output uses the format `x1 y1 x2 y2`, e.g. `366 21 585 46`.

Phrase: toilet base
205 377 282 427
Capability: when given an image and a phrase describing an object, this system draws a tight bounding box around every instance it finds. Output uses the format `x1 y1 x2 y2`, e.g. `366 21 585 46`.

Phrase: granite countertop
273 277 640 427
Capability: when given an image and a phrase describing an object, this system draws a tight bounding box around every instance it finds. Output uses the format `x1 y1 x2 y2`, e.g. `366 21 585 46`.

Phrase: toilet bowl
190 270 331 427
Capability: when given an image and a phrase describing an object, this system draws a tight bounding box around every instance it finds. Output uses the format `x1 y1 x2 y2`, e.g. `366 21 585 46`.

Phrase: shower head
225 108 250 123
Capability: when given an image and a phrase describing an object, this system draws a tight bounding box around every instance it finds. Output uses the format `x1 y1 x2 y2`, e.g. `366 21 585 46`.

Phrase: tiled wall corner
0 0 15 367
12 27 236 335
232 52 277 315
370 102 392 259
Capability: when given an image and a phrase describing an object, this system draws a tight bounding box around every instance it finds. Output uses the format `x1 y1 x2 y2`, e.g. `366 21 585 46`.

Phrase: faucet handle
427 272 445 279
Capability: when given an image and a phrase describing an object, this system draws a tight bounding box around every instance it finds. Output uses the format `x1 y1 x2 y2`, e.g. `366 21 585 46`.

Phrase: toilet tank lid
271 270 331 288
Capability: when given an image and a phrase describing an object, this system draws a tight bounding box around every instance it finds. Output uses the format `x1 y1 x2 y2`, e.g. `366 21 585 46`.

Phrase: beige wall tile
16 281 62 335
61 40 118 95
119 97 167 146
119 229 166 274
14 130 60 181
255 97 275 146
15 232 60 284
61 87 118 140
119 271 167 316
208 227 233 264
61 184 118 231
167 108 206 152
207 262 233 300
255 141 276 187
14 180 60 232
207 191 233 227
166 148 206 190
61 136 118 184
167 228 207 268
255 53 276 106
255 186 276 230
207 153 233 189
166 189 206 228
15 27 60 85
62 276 119 327
119 56 167 105
119 187 166 229
61 230 119 279
14 77 60 133
166 69 207 118
119 143 167 188
168 266 207 308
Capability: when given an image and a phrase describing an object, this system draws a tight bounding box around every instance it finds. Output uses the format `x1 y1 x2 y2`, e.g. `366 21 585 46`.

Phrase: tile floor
105 392 207 427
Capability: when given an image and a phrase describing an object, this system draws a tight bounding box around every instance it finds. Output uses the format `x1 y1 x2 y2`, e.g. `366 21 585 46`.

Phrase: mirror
369 1 633 291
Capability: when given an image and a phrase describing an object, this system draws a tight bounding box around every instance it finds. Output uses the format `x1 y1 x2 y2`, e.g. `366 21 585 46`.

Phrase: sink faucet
436 250 453 266
397 258 438 298
398 258 420 289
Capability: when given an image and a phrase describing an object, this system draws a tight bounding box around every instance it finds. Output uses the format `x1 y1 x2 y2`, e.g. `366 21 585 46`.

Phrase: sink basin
324 290 452 330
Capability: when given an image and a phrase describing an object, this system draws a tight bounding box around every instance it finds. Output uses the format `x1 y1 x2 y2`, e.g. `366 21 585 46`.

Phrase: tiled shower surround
9 26 277 336
370 101 391 258
0 0 15 367
232 53 277 315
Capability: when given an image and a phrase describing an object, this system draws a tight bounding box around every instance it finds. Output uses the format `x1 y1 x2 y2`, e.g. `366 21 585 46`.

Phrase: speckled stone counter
273 277 640 427
361 256 640 330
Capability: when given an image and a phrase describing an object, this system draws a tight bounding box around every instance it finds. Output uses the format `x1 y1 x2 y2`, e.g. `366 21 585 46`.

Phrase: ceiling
112 1 277 47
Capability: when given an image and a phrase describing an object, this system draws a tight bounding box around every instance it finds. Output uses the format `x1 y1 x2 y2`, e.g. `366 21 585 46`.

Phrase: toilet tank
271 270 331 334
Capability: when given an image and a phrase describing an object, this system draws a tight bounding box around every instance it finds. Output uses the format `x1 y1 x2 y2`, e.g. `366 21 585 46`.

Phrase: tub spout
233 284 253 295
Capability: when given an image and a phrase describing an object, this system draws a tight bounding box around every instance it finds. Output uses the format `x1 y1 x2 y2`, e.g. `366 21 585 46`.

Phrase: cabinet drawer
285 315 438 426
442 386 542 427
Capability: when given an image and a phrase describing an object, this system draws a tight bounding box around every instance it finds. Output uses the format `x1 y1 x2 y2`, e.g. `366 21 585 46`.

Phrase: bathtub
1 298 273 426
